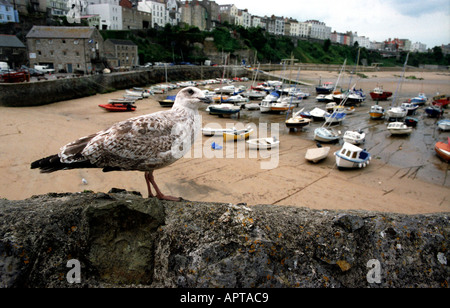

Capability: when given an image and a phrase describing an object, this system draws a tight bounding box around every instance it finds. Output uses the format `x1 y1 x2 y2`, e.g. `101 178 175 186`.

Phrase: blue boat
425 106 442 118
410 93 427 105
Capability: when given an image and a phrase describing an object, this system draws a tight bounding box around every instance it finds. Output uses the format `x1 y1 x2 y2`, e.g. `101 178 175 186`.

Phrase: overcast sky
213 0 450 48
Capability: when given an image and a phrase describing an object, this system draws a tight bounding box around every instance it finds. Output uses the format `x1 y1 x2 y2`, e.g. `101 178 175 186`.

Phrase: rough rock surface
0 190 449 288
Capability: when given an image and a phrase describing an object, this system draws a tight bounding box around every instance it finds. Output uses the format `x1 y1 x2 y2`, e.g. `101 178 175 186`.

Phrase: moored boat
223 127 253 142
247 137 279 150
343 130 366 145
334 142 371 169
410 93 427 105
437 119 450 131
314 127 340 143
435 137 450 162
369 105 385 119
285 116 311 130
387 122 413 135
159 95 176 107
305 143 330 163
370 87 393 101
208 104 241 117
316 81 334 94
99 102 136 112
425 106 443 118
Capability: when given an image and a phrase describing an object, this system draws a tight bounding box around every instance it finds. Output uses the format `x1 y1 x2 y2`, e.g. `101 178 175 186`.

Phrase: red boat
370 87 392 101
99 102 136 112
432 94 449 108
435 137 450 162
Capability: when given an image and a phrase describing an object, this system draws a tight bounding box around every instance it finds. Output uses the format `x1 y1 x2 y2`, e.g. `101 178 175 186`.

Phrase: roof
26 26 98 39
0 34 26 48
105 39 137 46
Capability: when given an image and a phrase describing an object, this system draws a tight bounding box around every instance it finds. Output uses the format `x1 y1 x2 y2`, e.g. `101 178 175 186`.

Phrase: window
38 50 41 55
62 39 66 43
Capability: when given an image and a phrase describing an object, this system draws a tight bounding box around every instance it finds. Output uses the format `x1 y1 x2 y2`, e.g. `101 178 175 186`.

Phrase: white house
86 0 122 30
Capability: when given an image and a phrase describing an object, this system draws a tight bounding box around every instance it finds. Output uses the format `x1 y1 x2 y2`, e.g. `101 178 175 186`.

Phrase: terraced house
0 0 19 23
26 26 105 74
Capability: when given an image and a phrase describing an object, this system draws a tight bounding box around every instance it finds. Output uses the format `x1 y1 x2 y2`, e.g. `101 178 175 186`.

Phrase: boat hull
98 104 136 112
370 92 392 101
223 129 253 142
247 138 279 150
305 147 330 163
435 142 450 162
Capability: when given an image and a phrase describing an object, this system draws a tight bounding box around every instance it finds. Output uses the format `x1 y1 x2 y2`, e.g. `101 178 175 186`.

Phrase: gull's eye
188 89 194 95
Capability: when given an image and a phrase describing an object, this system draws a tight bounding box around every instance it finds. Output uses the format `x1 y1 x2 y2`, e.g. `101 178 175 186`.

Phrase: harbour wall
1 190 448 288
0 65 249 107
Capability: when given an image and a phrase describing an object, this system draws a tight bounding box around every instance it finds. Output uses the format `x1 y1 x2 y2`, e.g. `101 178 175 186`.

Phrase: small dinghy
247 137 279 150
305 143 330 163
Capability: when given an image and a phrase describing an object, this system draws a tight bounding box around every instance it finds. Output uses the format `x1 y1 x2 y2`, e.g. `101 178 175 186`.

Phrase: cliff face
0 190 449 288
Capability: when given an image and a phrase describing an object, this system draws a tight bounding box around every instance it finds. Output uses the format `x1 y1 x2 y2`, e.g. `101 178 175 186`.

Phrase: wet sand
0 70 449 214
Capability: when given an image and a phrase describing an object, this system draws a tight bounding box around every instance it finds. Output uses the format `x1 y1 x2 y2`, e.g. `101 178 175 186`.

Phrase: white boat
277 96 303 107
224 94 249 105
260 92 280 113
309 107 329 121
400 102 419 115
125 89 149 98
316 94 334 103
242 90 266 100
149 85 166 94
202 127 235 136
314 127 340 143
215 85 237 94
177 81 198 87
270 101 295 113
244 103 260 110
247 137 280 150
343 130 366 145
386 106 407 119
305 144 330 163
387 122 413 135
334 142 371 169
437 119 450 131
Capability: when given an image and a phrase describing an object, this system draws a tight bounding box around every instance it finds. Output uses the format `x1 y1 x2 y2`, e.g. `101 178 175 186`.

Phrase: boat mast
391 52 410 106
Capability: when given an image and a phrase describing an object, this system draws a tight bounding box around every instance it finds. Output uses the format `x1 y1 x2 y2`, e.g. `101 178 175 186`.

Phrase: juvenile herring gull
31 87 210 201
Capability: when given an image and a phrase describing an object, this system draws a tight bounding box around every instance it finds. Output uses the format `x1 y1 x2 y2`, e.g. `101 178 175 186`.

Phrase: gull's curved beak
199 97 212 104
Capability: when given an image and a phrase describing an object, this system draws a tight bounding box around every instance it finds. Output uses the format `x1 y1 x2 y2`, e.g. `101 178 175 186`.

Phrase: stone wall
0 190 448 288
0 65 248 107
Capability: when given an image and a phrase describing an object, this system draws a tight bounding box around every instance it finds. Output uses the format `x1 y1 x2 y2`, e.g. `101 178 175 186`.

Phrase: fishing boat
387 122 413 135
410 93 427 105
386 106 407 120
369 105 385 119
437 119 450 131
223 95 249 106
158 95 176 107
305 143 330 163
370 87 393 101
432 94 449 108
334 89 365 105
99 102 136 112
316 81 334 94
223 127 253 142
400 102 419 115
247 137 279 150
343 130 366 145
425 106 443 118
334 142 371 170
435 137 450 162
260 91 280 113
208 104 241 117
314 127 340 143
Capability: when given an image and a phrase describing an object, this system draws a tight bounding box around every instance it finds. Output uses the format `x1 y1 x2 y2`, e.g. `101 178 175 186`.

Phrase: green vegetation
100 24 450 67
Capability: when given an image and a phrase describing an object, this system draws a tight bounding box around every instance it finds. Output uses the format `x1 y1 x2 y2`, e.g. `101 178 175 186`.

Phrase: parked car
21 66 44 77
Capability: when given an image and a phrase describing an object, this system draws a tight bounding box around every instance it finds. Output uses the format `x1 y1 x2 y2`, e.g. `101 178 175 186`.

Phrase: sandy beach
0 70 449 215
